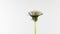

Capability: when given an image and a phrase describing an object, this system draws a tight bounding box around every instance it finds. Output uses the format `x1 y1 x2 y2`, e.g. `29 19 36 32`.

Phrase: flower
29 10 43 17
29 10 43 22
28 10 43 34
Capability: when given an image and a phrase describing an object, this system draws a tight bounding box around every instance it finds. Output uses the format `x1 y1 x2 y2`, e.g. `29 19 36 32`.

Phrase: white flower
29 10 43 17
28 10 43 22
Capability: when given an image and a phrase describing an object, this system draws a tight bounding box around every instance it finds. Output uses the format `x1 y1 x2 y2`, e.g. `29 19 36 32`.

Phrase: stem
34 22 36 34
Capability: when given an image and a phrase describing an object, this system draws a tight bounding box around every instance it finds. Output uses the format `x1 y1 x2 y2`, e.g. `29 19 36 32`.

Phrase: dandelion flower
28 10 43 34
29 10 43 22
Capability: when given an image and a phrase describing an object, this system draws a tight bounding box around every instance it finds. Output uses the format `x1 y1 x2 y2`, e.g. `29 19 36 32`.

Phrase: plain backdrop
0 0 60 34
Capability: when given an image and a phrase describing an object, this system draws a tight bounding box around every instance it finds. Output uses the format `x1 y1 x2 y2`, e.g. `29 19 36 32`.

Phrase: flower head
29 10 43 22
29 11 43 17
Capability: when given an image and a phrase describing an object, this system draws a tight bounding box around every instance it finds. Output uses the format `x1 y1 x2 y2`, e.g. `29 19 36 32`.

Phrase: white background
0 0 60 34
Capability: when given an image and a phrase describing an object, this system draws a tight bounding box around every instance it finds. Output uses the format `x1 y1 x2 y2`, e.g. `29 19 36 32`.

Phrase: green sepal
32 16 38 22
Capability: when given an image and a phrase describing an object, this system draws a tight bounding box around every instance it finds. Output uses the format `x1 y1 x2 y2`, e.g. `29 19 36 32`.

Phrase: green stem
34 22 36 34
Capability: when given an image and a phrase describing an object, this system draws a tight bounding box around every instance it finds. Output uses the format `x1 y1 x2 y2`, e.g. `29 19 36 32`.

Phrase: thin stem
34 22 36 34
